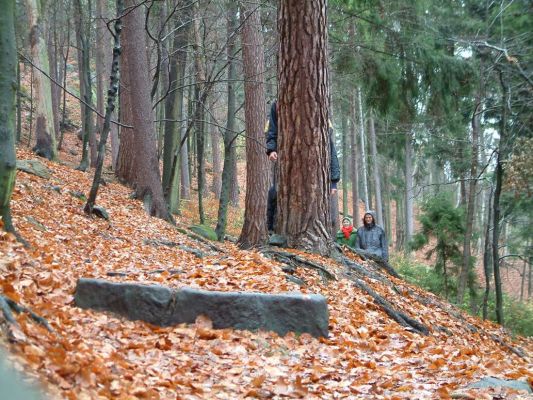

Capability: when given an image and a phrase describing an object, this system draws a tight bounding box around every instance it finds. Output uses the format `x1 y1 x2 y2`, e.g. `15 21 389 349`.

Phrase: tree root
342 246 400 278
349 277 430 335
260 248 336 282
0 295 54 341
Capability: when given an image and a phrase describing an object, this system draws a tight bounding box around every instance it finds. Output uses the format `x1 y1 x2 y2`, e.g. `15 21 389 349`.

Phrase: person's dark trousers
267 185 277 232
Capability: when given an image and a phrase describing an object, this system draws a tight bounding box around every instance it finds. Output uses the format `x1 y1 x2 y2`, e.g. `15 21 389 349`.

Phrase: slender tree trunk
238 3 269 249
349 93 360 225
211 110 222 198
16 61 22 143
0 0 18 233
75 0 94 171
26 0 57 160
357 87 369 209
192 0 206 224
482 186 493 320
405 130 415 247
85 0 123 214
369 111 383 227
58 22 69 150
492 70 508 325
215 2 238 240
47 5 60 144
162 9 191 213
457 99 481 304
277 0 331 254
341 113 348 217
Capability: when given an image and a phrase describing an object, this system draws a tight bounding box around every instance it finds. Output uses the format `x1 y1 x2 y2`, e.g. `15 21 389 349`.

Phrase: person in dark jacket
355 211 388 261
265 100 341 231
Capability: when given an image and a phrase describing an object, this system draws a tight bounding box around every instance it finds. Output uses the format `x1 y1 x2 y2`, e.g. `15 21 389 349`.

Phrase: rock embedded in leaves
16 160 51 179
188 224 217 241
465 377 532 393
74 278 329 337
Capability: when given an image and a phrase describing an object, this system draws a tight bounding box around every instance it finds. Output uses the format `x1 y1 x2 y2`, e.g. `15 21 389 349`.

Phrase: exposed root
0 295 54 342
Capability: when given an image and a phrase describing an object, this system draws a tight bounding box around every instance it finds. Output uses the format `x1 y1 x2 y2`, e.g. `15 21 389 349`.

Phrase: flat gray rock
466 376 532 393
16 159 51 179
75 278 328 337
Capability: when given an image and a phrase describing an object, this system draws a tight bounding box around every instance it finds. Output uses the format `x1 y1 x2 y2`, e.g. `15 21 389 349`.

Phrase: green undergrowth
393 255 533 338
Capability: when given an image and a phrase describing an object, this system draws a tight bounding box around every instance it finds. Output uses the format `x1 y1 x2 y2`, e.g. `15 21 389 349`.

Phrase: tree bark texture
238 3 269 249
357 87 369 210
405 130 415 247
341 113 348 217
0 0 17 233
120 0 169 220
26 0 57 160
277 0 331 254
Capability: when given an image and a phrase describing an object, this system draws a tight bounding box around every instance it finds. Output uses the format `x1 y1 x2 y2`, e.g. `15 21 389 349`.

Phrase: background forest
6 0 533 330
0 0 532 397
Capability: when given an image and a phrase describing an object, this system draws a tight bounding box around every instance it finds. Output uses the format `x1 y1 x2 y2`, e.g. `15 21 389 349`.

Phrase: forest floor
0 130 532 399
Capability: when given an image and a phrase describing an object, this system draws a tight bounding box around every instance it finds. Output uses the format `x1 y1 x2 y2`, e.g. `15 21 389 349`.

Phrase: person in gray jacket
355 211 388 261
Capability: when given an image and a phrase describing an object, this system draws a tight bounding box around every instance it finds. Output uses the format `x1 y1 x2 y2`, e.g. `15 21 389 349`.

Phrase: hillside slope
0 146 531 399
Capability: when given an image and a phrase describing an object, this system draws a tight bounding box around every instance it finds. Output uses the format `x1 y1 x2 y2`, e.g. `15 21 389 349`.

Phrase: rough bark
0 0 18 233
26 0 57 160
237 2 269 248
277 0 331 254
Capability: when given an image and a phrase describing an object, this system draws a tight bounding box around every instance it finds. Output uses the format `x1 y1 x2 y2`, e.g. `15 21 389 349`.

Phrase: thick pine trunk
238 3 269 249
0 0 17 233
277 0 331 254
26 0 57 160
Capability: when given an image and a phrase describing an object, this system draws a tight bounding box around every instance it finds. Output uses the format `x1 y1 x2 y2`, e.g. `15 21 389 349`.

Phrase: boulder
75 278 328 338
188 224 218 241
16 159 51 179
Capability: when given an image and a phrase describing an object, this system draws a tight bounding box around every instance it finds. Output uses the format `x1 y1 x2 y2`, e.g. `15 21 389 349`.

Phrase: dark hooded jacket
355 211 388 261
265 101 340 187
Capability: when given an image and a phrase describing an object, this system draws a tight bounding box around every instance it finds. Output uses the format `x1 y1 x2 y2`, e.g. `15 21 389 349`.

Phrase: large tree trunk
121 0 169 220
369 111 383 227
26 0 57 160
237 2 269 249
0 0 18 233
350 92 360 225
277 0 331 254
457 99 481 304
